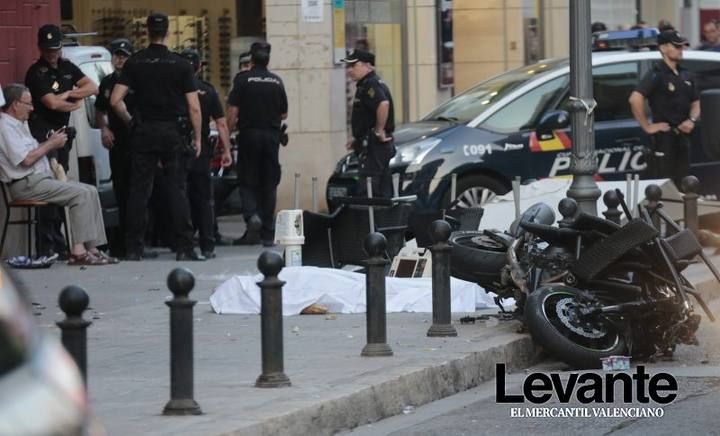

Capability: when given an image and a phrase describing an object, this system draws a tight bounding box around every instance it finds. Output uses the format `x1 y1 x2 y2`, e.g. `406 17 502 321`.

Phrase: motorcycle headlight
389 137 442 167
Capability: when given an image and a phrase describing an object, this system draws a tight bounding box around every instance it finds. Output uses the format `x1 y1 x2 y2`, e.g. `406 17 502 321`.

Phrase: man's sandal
93 251 120 264
67 252 108 266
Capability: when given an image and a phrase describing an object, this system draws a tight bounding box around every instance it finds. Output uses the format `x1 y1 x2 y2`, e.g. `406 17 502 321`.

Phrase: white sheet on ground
209 266 497 315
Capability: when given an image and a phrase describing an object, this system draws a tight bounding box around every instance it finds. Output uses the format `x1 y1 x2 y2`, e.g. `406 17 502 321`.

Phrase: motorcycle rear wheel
525 285 627 369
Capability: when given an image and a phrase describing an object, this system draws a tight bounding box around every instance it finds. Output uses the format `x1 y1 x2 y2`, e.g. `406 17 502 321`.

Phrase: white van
63 45 119 228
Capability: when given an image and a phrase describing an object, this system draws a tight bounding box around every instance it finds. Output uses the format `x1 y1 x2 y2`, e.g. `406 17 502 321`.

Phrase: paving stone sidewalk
8 221 720 435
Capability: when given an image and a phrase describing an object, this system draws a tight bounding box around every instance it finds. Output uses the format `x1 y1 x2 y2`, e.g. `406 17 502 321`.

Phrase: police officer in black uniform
25 24 99 257
95 38 139 258
110 12 204 261
180 48 232 259
342 49 395 198
629 29 700 187
227 42 288 247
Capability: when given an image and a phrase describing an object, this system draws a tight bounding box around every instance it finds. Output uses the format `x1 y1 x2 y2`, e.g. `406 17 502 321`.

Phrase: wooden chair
0 183 70 258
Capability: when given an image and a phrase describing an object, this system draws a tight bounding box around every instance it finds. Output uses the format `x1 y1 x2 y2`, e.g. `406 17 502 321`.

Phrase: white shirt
0 83 4 107
0 113 51 183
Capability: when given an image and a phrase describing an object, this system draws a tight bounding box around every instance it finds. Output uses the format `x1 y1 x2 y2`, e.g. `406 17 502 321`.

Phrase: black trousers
108 139 131 256
358 136 395 199
188 156 215 252
125 122 194 256
647 131 690 188
237 128 281 241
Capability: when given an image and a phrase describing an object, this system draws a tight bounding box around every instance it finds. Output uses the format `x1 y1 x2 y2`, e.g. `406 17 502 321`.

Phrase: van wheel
443 174 510 209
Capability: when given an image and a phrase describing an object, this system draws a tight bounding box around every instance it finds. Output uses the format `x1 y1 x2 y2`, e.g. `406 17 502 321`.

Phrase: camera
65 126 77 142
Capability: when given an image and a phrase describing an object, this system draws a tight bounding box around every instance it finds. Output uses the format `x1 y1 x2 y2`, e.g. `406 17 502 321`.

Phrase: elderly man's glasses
17 100 33 108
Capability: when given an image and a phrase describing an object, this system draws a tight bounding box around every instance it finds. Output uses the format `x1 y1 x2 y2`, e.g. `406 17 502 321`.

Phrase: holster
177 116 197 157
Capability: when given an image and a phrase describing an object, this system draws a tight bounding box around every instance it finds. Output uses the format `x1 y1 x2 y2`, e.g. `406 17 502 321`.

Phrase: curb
227 334 539 436
224 266 719 436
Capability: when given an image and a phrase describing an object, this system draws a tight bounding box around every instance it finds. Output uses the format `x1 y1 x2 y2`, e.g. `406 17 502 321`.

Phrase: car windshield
423 58 568 123
78 60 113 127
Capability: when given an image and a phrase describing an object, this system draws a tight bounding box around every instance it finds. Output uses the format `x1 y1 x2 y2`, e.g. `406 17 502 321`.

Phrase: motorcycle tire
449 230 507 287
525 285 627 369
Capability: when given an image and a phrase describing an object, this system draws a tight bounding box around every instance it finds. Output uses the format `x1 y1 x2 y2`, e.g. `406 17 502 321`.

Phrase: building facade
1 0 718 214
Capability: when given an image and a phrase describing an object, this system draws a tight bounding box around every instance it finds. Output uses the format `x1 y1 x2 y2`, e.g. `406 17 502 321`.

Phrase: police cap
341 49 375 66
109 38 134 56
147 12 169 32
38 24 63 50
657 29 689 47
180 48 201 71
250 41 271 56
238 51 252 65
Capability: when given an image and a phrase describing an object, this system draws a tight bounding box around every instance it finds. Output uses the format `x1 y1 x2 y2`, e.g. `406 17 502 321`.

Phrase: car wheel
443 174 510 209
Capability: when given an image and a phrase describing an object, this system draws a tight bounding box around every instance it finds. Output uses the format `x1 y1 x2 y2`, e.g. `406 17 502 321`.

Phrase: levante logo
495 363 677 417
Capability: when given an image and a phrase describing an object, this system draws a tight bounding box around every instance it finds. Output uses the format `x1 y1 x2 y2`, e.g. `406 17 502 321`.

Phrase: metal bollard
57 285 91 385
644 184 663 231
427 220 458 337
163 268 202 415
367 177 375 232
311 176 318 212
602 190 622 225
682 176 700 236
361 233 393 356
450 173 457 203
557 198 578 229
255 251 292 387
293 173 301 210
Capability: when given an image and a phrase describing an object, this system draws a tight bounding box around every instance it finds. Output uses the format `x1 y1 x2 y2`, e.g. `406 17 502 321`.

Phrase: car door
473 74 570 180
682 59 720 198
552 61 645 181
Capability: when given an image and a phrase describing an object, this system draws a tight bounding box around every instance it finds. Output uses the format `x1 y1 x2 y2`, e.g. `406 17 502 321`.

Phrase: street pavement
8 216 720 435
343 297 720 436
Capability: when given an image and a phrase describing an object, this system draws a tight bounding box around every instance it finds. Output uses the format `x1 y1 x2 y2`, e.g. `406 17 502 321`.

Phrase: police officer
25 24 99 257
110 12 204 261
629 29 700 187
180 48 232 259
95 38 139 259
342 49 395 198
227 42 288 247
212 50 253 246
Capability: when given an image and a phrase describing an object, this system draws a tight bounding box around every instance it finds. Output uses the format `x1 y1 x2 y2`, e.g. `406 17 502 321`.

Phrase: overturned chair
302 196 416 268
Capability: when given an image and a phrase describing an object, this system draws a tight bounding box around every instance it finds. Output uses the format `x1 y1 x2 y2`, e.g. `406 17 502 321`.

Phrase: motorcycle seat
519 222 581 247
570 212 621 235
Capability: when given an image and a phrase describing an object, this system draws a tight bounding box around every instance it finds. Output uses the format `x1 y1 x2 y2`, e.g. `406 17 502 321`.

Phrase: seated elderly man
0 83 117 265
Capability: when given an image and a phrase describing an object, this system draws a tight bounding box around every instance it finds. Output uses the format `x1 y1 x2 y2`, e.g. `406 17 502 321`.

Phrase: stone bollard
427 220 458 337
645 184 663 231
255 251 292 387
682 176 700 236
57 285 91 385
558 198 578 228
361 232 393 356
602 190 622 225
163 268 202 415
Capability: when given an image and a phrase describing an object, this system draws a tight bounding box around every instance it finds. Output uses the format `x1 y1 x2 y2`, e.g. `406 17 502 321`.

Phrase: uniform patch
668 82 675 92
104 89 110 98
368 87 375 98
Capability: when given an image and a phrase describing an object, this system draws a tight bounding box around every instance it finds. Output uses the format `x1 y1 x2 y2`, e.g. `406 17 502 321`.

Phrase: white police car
326 30 720 210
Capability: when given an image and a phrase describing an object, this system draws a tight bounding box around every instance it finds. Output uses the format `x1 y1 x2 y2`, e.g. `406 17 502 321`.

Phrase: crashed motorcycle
450 191 720 369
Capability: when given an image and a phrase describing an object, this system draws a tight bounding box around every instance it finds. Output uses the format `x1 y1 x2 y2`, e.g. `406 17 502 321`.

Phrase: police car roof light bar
592 28 659 52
